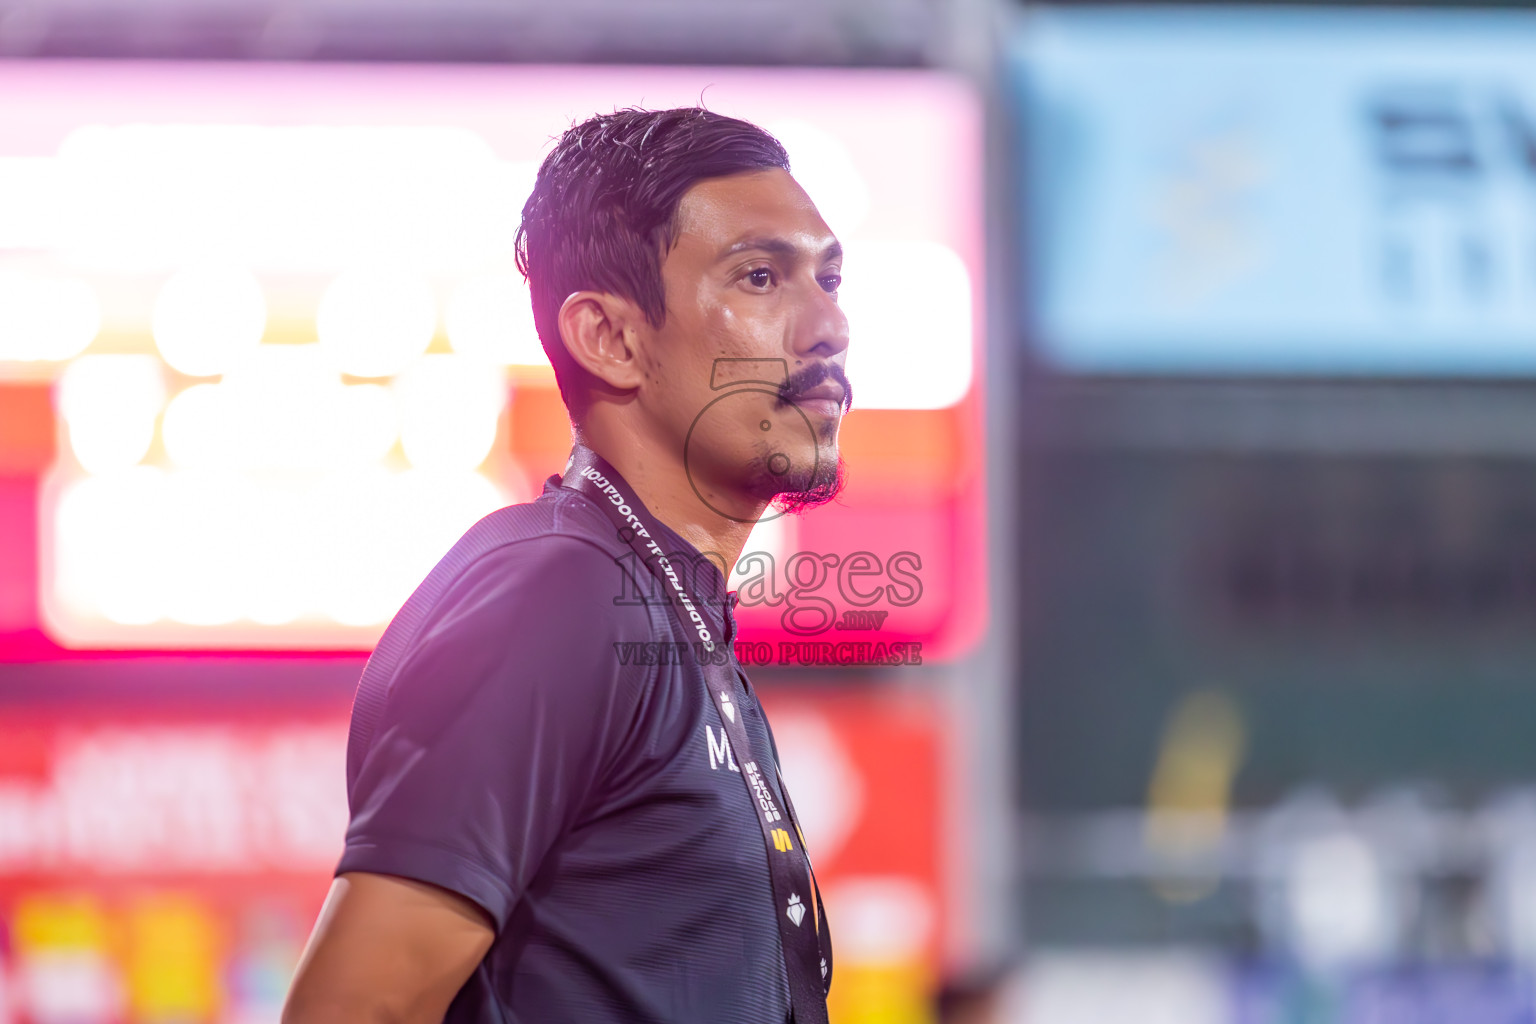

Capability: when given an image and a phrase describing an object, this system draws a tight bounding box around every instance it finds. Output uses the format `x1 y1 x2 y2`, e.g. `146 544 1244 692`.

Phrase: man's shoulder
369 486 652 668
427 489 640 621
452 484 626 565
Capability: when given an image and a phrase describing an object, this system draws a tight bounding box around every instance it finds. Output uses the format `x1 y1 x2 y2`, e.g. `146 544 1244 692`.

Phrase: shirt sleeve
336 534 653 932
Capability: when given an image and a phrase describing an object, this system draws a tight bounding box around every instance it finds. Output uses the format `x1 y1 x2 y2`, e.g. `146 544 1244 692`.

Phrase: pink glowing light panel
0 61 984 656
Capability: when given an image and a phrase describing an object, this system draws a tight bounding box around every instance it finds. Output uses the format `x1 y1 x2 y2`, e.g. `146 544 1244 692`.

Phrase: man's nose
794 280 850 361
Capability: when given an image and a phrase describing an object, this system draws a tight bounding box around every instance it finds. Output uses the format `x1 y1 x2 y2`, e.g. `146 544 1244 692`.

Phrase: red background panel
0 385 55 475
0 685 947 1020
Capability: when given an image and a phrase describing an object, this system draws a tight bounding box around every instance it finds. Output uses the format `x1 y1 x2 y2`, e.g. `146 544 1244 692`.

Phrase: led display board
1015 6 1536 374
0 62 984 659
0 686 944 1024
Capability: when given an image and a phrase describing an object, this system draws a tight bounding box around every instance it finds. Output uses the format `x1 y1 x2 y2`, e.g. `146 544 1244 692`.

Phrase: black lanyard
562 445 832 1023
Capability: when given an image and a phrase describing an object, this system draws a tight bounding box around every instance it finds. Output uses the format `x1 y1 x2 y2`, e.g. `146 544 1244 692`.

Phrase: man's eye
819 274 842 293
746 268 774 288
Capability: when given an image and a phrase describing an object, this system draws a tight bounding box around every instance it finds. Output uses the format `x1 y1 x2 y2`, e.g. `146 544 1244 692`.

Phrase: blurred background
3 0 1536 1022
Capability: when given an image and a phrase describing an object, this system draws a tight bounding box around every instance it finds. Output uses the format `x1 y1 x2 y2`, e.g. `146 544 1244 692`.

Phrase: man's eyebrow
717 237 844 264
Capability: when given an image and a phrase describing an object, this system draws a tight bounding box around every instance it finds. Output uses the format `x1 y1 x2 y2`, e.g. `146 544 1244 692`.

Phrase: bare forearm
283 873 494 1024
282 991 419 1024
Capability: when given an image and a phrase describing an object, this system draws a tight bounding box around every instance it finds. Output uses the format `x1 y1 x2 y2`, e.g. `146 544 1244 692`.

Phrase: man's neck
574 423 761 578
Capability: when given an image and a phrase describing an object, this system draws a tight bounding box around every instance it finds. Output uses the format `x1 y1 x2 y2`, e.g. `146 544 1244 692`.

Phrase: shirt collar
547 466 740 642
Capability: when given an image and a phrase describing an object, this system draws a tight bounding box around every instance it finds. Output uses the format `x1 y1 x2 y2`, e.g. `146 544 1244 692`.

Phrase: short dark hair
514 107 790 410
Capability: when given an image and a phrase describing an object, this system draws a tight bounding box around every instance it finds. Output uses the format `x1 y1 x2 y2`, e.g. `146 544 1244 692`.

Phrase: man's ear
557 291 646 392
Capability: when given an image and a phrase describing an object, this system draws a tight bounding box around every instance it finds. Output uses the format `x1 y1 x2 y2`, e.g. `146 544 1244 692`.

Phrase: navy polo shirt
337 474 804 1023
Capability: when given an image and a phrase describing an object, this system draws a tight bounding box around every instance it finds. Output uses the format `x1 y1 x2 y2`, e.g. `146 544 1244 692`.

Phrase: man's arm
282 872 495 1024
299 537 650 1023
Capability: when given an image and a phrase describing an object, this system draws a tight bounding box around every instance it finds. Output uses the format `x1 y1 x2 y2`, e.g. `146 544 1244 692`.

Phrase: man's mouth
790 382 846 411
778 363 852 415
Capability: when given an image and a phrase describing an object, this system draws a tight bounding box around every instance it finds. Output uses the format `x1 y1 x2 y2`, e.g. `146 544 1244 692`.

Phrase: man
283 107 851 1024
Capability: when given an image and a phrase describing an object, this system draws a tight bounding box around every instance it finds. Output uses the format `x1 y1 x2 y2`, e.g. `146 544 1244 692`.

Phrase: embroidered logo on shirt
705 725 741 772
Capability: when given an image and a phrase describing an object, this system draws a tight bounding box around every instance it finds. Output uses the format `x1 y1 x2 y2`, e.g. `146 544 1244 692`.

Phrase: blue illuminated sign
1015 6 1536 374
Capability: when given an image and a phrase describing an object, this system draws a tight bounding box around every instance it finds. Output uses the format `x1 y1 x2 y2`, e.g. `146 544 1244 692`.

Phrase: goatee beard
768 361 850 516
770 452 846 516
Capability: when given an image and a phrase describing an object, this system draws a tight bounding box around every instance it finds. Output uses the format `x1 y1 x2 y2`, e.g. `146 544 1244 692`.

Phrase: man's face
638 167 850 523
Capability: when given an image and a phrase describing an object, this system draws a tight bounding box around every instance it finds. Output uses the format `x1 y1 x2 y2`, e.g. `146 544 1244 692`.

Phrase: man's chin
770 454 846 517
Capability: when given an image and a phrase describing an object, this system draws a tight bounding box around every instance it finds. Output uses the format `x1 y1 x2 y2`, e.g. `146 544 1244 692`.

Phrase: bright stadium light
316 268 437 378
393 354 505 471
160 383 230 471
311 467 506 628
17 65 983 653
838 241 972 409
223 344 340 469
242 480 323 627
53 467 170 626
195 344 400 471
309 467 403 628
52 464 510 634
54 124 527 274
333 383 401 468
0 271 101 362
57 355 166 474
766 119 872 233
151 266 267 377
445 271 548 367
0 157 67 250
160 471 252 627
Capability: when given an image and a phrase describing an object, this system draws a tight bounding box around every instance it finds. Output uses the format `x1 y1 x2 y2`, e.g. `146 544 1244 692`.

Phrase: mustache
776 362 852 412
